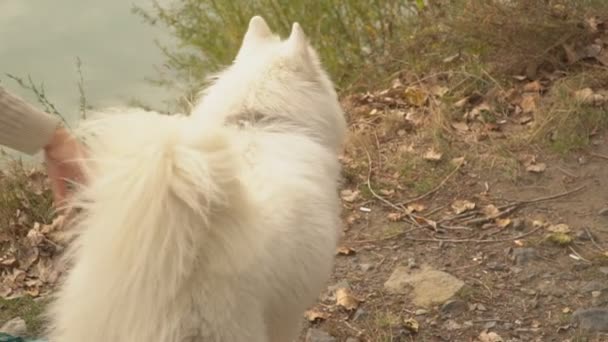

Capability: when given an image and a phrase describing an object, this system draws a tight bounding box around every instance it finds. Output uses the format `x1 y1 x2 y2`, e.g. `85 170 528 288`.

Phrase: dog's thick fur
45 16 347 342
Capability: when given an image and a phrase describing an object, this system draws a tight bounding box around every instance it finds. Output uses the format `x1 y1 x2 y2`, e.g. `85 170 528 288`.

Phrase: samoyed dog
45 16 346 342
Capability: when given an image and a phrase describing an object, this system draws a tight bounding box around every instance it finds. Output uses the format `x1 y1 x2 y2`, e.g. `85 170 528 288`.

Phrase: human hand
43 128 86 206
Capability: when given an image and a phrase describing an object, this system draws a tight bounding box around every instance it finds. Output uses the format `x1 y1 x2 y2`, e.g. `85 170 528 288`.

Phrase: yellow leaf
336 288 361 311
496 218 512 228
304 309 329 322
423 148 443 161
336 246 356 256
404 87 428 107
482 204 500 218
451 200 476 214
403 317 420 333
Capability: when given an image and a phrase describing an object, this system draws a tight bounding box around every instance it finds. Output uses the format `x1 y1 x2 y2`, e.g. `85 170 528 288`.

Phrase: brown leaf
404 87 428 107
451 122 470 133
403 317 420 333
451 200 476 214
526 163 547 173
340 189 360 203
336 246 356 256
423 148 443 162
520 94 538 114
304 309 329 323
407 203 426 213
336 288 361 311
482 204 500 218
387 212 403 222
496 218 512 228
523 81 542 93
478 331 504 342
548 223 570 234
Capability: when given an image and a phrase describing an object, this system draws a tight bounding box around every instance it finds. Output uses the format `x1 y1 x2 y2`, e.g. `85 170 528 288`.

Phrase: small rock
483 321 497 330
384 265 465 307
592 291 602 298
511 218 525 231
441 299 468 316
305 328 337 342
415 309 429 316
572 308 608 332
599 207 608 217
345 338 360 342
476 303 487 311
0 317 27 336
581 280 608 293
359 263 373 272
575 230 593 241
512 248 539 266
599 267 608 275
353 308 367 321
407 258 418 269
443 319 462 331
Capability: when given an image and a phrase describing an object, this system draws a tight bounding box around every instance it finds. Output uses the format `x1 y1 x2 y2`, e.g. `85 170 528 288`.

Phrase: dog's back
46 17 346 342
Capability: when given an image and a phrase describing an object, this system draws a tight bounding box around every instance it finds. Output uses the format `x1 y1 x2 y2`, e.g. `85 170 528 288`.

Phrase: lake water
0 0 175 116
1 0 177 161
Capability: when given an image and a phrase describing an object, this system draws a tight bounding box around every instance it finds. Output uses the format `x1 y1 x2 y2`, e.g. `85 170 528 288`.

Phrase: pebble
305 328 337 342
440 299 468 316
0 317 27 336
572 308 608 332
512 248 539 266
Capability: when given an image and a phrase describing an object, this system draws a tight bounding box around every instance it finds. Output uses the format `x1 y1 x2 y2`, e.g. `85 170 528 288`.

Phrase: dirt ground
297 124 608 341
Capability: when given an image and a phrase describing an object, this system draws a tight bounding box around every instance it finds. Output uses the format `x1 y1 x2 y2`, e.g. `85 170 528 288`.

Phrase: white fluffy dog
45 16 346 342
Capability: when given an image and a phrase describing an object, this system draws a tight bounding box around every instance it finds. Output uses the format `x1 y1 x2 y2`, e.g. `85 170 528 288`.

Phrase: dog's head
193 16 346 151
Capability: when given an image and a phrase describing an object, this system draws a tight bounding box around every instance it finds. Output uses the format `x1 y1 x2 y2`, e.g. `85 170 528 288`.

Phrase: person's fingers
46 163 67 205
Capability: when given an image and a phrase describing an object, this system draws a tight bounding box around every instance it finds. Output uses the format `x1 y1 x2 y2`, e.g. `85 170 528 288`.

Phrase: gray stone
572 308 608 332
384 265 464 307
0 317 27 336
580 280 608 293
512 248 539 265
441 299 468 316
305 328 336 342
359 263 373 272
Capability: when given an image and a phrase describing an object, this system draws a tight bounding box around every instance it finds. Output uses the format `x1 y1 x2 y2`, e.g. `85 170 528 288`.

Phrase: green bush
132 0 426 93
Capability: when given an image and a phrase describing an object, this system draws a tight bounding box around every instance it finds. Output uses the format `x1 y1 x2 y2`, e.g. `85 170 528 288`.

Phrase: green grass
0 296 49 337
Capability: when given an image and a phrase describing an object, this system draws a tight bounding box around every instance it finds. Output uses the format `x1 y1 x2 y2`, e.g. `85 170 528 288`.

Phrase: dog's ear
240 16 272 51
285 22 310 61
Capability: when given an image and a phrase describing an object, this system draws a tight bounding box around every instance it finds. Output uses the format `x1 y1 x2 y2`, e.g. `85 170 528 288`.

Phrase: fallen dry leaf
335 287 360 311
523 81 542 93
304 309 329 323
451 121 470 133
403 317 420 333
423 148 443 162
387 212 403 222
451 200 476 214
340 189 360 203
478 331 504 342
548 223 571 234
404 86 428 107
526 163 547 173
482 204 500 218
336 246 356 256
520 94 538 114
407 203 426 213
496 218 512 228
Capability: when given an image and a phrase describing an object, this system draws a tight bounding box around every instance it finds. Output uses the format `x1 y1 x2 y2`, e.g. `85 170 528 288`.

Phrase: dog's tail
51 109 242 339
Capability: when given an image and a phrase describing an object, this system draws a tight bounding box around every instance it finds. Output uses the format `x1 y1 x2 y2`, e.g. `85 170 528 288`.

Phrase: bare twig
584 227 606 254
590 152 608 161
568 246 592 264
517 184 586 204
398 226 544 244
